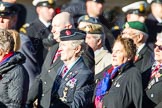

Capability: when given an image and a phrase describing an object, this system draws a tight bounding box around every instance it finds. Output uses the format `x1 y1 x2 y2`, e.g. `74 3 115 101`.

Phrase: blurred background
17 0 145 23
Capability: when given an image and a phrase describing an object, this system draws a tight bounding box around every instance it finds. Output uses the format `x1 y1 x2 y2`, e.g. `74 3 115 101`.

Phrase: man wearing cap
78 14 115 53
122 21 154 89
20 0 56 68
122 1 148 23
0 1 40 88
25 12 95 108
145 0 162 43
79 23 111 75
50 28 94 108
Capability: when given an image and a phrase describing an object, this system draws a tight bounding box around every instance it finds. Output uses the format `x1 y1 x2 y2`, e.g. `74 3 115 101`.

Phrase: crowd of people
0 0 162 108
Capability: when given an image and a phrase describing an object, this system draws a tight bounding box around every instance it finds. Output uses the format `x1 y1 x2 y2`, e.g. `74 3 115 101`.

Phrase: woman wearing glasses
145 32 162 108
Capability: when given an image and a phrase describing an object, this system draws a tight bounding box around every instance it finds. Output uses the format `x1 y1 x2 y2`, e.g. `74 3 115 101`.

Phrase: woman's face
112 41 129 67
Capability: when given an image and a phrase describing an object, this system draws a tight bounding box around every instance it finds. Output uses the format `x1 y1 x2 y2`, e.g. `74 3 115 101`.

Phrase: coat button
48 70 51 73
151 93 154 98
44 82 46 84
42 94 44 97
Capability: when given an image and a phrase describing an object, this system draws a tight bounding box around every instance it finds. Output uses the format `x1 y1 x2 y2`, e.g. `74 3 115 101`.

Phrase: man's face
59 41 77 62
0 16 15 29
37 6 55 22
51 18 66 42
122 28 139 45
86 1 103 17
151 3 162 19
85 34 99 51
112 41 129 67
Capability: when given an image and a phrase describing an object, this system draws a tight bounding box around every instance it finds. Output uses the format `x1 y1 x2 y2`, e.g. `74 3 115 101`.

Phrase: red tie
134 55 139 62
53 50 61 63
61 66 68 77
150 65 160 79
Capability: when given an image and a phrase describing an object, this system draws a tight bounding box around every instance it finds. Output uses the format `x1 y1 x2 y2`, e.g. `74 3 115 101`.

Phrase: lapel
44 43 59 69
135 45 148 62
95 49 109 65
60 58 82 87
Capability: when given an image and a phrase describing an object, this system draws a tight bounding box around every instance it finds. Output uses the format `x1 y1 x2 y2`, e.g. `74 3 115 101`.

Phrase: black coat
0 52 29 108
26 42 95 108
134 45 154 89
95 62 143 108
24 18 55 67
145 14 162 43
50 57 95 108
19 33 40 88
145 69 162 108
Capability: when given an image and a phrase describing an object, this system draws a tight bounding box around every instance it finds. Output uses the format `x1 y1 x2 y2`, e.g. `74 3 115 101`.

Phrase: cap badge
0 4 5 12
65 30 72 36
84 15 89 21
139 4 144 12
48 0 54 4
125 22 130 28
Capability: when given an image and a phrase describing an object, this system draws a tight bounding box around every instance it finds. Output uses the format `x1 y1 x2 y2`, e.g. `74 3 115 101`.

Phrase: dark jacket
0 52 29 108
145 68 162 108
134 44 154 89
26 43 95 108
50 57 95 108
95 62 143 108
23 18 55 67
19 33 40 88
145 14 162 43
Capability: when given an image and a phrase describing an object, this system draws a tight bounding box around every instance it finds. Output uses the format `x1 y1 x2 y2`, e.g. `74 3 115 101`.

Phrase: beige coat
95 47 112 75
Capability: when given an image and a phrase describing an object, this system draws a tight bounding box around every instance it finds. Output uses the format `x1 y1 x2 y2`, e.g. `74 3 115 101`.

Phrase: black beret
0 2 19 16
60 29 86 41
87 0 105 3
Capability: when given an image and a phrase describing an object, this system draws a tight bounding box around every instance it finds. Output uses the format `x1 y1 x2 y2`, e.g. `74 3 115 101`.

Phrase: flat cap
32 0 55 7
147 0 162 4
0 1 19 16
60 29 86 41
122 1 147 15
123 21 148 34
79 24 104 34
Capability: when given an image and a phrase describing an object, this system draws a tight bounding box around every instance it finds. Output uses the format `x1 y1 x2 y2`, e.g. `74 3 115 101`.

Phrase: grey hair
156 32 162 41
91 33 105 46
71 39 85 56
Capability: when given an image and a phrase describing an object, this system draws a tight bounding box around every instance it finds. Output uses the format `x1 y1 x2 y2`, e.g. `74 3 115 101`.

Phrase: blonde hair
8 29 21 51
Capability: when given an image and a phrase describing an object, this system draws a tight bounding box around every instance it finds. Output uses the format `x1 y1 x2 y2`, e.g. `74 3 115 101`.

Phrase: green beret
123 21 148 34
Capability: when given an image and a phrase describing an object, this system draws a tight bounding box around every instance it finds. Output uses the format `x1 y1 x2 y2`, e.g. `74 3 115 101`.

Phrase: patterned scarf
0 51 14 66
95 64 124 108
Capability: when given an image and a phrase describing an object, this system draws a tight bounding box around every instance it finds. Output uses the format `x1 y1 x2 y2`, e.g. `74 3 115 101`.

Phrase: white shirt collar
39 17 51 27
137 43 145 54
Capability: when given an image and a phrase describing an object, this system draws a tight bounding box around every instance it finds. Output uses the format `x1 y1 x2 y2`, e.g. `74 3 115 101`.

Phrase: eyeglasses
154 44 162 51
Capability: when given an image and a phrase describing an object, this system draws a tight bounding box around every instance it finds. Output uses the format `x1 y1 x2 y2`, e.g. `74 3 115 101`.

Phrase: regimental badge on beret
139 3 144 12
65 30 72 36
0 4 5 12
84 15 89 21
48 0 54 4
125 22 130 28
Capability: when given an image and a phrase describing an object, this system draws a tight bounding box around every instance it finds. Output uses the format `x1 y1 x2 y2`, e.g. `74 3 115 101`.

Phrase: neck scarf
95 64 125 108
0 51 14 66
